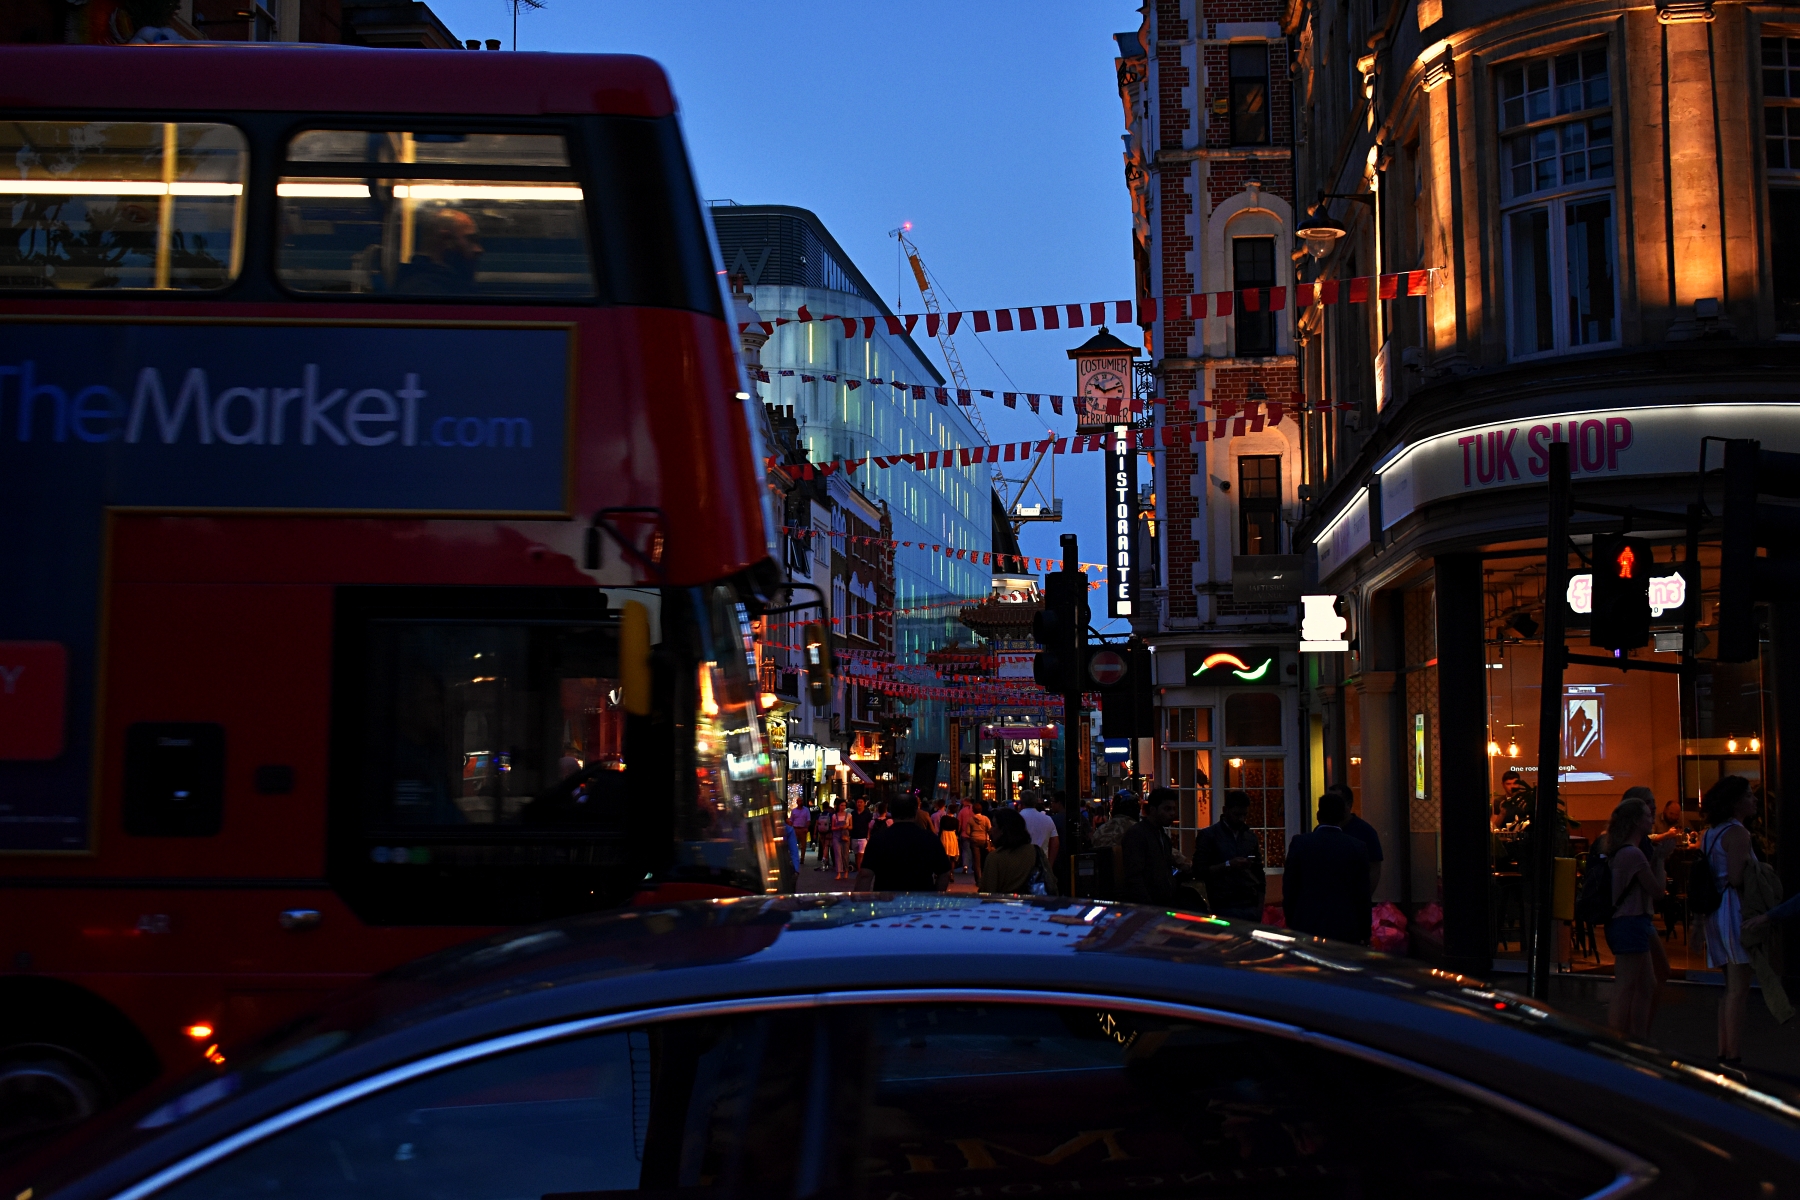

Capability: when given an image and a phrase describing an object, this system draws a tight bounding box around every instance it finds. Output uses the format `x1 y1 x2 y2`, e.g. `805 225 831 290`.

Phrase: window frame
1237 452 1283 555
1502 191 1620 360
1493 43 1622 362
107 988 1657 1200
0 117 251 294
1227 43 1273 147
1761 35 1800 336
272 120 597 303
1231 234 1279 357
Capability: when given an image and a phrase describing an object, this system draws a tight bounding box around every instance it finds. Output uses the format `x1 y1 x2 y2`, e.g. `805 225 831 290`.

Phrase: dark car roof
21 895 1800 1198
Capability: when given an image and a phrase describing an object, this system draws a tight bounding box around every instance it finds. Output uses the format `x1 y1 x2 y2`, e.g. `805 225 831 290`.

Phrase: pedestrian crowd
786 769 1796 1075
1573 773 1797 1073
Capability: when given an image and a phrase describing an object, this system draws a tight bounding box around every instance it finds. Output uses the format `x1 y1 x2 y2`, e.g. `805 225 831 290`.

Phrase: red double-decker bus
0 44 789 1145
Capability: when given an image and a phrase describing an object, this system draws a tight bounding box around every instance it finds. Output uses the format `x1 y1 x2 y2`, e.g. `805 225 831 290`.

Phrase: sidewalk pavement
1544 973 1800 1078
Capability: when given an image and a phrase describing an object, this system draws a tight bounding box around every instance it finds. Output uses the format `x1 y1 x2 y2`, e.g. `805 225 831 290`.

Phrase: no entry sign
1087 648 1128 686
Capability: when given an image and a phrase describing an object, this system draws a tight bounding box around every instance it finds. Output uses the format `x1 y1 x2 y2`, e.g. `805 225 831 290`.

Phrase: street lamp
1294 192 1376 251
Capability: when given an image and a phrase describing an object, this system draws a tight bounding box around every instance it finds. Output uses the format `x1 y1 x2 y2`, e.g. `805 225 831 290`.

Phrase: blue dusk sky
430 0 1146 629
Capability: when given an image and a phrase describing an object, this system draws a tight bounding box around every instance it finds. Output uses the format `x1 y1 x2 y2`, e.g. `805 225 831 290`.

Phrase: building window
1764 37 1800 334
1232 236 1278 356
1238 454 1282 555
1498 46 1618 358
1229 44 1271 146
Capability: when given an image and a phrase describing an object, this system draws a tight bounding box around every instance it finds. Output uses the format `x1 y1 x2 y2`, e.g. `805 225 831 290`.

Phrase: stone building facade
1287 0 1800 972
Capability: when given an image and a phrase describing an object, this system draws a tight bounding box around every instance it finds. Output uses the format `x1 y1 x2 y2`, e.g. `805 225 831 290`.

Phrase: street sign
1087 648 1128 686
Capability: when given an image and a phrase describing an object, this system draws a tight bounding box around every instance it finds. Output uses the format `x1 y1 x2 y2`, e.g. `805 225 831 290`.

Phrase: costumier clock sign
1068 327 1137 434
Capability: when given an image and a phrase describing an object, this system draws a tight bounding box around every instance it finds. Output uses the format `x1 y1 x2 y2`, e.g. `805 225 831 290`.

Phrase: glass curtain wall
755 284 991 756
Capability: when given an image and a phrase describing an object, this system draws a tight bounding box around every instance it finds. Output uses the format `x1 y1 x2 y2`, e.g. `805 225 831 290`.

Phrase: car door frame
106 987 1657 1200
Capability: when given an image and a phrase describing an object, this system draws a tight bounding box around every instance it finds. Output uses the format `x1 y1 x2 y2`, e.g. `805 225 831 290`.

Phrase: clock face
1083 371 1124 397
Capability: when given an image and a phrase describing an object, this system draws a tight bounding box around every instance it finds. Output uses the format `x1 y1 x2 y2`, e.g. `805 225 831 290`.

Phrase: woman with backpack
1699 775 1760 1070
1599 794 1667 1038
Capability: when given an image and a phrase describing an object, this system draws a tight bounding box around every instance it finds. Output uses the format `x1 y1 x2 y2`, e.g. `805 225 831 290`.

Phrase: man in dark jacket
1282 790 1372 944
1193 789 1266 920
1327 782 1384 894
1120 787 1182 906
854 793 953 892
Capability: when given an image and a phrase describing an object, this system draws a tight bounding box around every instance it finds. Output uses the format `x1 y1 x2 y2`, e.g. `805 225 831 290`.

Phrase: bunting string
776 525 1103 575
765 395 1343 480
740 271 1436 342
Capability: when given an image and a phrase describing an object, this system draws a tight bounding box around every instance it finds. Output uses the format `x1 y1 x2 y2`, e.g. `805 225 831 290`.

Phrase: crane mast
893 231 989 443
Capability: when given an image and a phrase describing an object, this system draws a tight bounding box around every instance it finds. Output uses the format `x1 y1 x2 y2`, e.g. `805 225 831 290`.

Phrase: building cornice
1154 147 1294 167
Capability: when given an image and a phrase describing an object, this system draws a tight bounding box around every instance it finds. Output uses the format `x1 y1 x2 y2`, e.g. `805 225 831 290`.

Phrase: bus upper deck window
277 130 594 300
0 121 246 291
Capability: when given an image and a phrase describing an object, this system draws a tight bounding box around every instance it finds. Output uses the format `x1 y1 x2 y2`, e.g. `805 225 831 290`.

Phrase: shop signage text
1316 404 1800 580
1106 424 1137 619
1565 571 1688 618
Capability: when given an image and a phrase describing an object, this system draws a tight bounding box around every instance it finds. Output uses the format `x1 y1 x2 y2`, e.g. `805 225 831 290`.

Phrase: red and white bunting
737 271 1436 339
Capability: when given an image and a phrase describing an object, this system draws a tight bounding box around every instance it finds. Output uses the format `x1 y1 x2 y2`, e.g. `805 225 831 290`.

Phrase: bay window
1765 36 1800 335
1498 46 1619 358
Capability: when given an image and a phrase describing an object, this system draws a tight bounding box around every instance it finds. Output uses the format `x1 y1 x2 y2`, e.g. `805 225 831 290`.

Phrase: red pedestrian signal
1590 534 1652 651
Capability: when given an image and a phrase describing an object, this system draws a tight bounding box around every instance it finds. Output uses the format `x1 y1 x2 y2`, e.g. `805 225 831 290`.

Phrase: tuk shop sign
1374 403 1800 531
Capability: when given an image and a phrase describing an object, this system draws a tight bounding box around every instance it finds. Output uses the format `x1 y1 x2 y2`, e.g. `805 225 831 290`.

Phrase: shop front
1304 404 1800 977
1152 643 1299 868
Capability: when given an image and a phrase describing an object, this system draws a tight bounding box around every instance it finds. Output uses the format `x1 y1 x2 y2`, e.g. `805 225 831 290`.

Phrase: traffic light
1032 571 1089 693
802 620 833 704
1719 439 1800 662
1589 534 1653 651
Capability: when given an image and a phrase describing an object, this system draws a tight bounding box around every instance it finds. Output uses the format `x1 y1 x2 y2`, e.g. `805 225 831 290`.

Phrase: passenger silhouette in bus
395 208 484 295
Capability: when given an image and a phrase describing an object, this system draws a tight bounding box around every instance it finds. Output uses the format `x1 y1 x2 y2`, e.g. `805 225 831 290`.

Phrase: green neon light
1231 659 1272 681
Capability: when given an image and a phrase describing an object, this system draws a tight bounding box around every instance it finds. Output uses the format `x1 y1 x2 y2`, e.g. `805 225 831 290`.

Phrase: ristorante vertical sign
1107 423 1138 619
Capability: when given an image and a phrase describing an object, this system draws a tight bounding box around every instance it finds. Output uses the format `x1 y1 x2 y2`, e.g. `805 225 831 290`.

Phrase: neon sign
1565 571 1686 618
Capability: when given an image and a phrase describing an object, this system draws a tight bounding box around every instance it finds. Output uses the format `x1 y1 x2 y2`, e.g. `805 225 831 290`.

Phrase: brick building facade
1118 0 1305 869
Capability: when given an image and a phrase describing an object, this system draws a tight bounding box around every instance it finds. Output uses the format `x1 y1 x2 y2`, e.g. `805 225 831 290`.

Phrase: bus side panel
98 580 333 880
0 567 486 1083
583 309 768 584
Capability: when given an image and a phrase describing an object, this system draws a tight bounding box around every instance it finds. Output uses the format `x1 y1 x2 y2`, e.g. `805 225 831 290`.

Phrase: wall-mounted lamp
1294 192 1376 255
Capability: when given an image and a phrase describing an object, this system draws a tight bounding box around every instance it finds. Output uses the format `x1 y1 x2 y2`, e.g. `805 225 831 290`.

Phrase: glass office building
712 204 992 760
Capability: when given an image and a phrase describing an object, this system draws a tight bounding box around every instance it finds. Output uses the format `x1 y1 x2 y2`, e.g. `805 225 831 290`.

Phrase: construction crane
1001 435 1064 534
888 226 1064 525
889 226 989 443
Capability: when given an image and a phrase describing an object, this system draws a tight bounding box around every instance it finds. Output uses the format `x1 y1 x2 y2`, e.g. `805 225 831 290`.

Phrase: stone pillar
1357 670 1404 904
1435 554 1493 973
